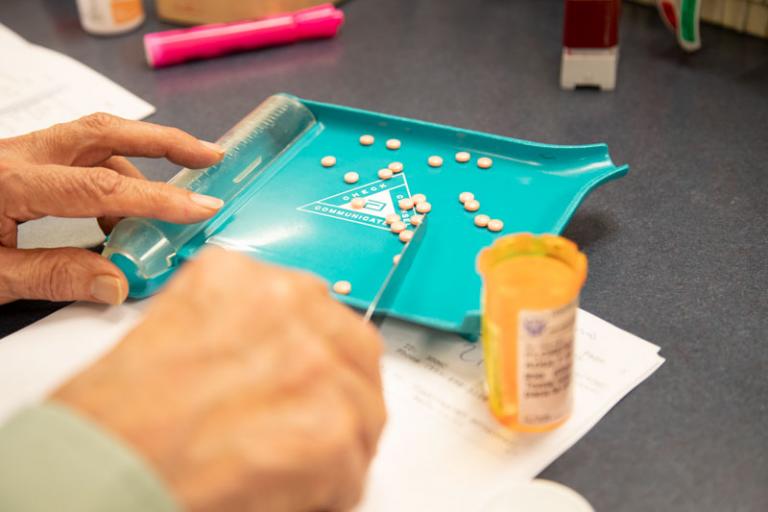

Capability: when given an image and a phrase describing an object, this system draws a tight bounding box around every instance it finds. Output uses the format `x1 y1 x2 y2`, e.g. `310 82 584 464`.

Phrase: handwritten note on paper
0 24 154 138
0 303 663 512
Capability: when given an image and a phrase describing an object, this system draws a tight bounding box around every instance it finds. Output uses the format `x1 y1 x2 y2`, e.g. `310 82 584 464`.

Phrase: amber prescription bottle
477 234 587 432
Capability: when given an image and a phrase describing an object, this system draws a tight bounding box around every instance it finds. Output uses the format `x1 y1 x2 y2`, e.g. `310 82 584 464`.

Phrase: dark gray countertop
1 0 767 510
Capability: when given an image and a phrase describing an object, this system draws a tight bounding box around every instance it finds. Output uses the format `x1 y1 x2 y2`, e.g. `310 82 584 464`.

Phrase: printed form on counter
0 23 155 138
0 302 663 511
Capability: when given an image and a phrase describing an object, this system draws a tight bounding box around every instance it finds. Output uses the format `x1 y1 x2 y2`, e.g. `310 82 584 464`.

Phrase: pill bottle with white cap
477 234 587 432
75 0 145 36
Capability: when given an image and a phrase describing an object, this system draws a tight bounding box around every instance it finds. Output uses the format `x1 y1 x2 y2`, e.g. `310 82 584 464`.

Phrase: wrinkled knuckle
45 122 68 145
90 168 124 198
29 252 77 300
0 168 26 216
80 112 119 132
0 167 21 194
296 343 335 381
264 271 305 308
167 127 191 142
0 160 23 181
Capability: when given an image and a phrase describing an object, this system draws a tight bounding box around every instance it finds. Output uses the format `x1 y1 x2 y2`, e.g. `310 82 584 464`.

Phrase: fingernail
190 193 224 210
200 140 225 154
91 275 125 305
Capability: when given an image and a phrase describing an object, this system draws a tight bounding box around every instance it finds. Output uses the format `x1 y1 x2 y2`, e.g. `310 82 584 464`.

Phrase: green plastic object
103 93 628 337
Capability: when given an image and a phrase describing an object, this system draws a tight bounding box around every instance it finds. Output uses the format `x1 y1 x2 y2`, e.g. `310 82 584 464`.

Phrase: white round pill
398 198 414 210
488 219 504 232
399 230 414 243
459 191 474 204
474 214 490 227
344 172 359 184
378 168 393 180
359 134 374 146
390 221 406 234
428 155 443 167
332 280 351 295
455 151 471 163
411 193 427 204
410 215 423 226
350 198 366 209
386 139 401 150
415 201 432 214
321 156 336 167
478 157 493 169
464 199 480 212
388 162 404 173
385 213 400 225
393 254 401 265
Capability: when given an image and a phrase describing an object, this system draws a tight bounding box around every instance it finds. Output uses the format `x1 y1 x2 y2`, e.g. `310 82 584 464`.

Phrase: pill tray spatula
104 94 628 338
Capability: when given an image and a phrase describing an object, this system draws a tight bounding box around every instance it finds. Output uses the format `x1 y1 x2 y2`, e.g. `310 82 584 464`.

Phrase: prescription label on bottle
516 300 577 426
111 0 142 24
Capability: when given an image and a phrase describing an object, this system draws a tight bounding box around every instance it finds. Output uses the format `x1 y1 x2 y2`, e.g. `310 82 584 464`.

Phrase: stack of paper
0 24 155 138
0 302 663 511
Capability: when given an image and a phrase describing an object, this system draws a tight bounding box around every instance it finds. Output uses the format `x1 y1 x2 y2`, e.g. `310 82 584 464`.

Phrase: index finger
14 113 225 169
4 164 223 224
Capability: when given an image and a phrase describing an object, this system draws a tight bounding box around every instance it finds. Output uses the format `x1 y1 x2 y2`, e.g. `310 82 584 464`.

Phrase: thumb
0 247 128 304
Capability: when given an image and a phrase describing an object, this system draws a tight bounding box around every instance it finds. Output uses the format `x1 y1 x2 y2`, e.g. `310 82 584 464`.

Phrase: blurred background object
75 0 145 35
155 0 343 25
144 4 344 68
630 0 768 40
560 0 621 90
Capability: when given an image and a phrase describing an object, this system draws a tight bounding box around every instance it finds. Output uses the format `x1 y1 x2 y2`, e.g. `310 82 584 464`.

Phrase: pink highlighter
144 4 344 69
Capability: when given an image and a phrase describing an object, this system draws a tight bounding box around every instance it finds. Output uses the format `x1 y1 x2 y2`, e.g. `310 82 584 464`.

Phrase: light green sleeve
0 403 179 512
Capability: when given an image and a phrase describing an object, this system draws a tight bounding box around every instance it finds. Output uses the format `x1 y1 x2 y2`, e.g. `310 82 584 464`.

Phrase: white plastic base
560 47 619 91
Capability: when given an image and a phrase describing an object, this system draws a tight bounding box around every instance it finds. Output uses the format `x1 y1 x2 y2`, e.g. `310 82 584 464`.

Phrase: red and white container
560 0 621 91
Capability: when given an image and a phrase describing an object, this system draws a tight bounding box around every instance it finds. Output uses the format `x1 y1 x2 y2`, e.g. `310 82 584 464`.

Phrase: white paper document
0 24 155 138
0 301 663 510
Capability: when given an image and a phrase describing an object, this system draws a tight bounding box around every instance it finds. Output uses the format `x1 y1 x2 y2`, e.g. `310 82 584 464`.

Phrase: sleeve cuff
0 402 178 512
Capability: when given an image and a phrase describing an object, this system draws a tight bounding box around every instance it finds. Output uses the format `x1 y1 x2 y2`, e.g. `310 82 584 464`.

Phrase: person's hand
0 113 226 305
53 248 387 512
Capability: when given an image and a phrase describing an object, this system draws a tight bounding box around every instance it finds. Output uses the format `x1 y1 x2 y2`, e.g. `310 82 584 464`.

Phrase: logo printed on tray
297 173 413 231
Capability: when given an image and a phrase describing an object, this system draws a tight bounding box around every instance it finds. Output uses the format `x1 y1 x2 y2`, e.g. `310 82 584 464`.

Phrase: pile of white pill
398 198 414 210
390 192 431 243
325 135 507 296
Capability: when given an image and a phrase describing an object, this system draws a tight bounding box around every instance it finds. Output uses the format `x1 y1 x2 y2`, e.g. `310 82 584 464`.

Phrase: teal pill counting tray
103 93 628 337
